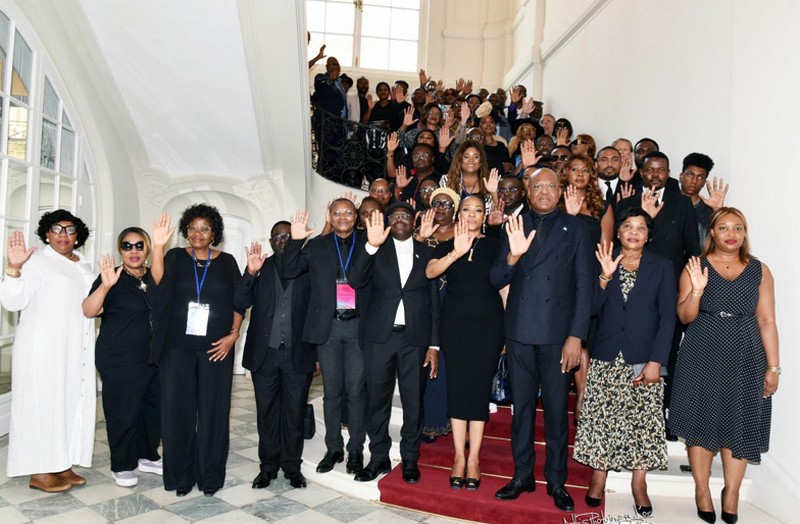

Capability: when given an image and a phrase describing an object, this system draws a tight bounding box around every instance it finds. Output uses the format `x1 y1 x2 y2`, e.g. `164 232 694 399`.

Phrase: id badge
186 301 210 336
335 279 356 310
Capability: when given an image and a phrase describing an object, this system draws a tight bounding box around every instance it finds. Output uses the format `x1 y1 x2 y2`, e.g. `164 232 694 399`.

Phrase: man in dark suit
596 146 634 203
630 138 680 193
347 202 440 484
615 151 701 279
312 57 347 118
280 200 366 476
490 168 593 511
233 221 315 490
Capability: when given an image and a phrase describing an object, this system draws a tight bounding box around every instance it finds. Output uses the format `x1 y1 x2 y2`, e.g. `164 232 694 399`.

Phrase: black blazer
615 190 700 279
279 232 367 345
347 238 440 347
233 258 315 374
590 248 677 366
490 208 594 345
629 172 680 194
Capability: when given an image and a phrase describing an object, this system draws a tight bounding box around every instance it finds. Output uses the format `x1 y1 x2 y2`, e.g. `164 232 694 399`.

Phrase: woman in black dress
150 205 244 497
83 227 161 488
426 195 504 491
669 208 780 524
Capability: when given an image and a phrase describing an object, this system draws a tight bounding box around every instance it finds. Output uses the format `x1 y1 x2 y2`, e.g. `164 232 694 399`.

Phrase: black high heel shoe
635 505 653 518
449 476 464 489
721 487 738 524
584 494 602 507
465 477 481 491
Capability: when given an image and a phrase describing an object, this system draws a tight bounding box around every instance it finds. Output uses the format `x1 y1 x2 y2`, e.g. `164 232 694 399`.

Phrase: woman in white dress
0 210 96 492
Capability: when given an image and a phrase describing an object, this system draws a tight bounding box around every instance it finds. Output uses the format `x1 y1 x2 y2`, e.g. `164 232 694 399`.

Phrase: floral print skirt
573 353 668 471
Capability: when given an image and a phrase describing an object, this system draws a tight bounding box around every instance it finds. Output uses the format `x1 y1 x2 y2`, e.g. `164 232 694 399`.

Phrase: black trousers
159 347 233 491
251 345 313 475
363 330 426 463
506 340 570 487
98 361 160 472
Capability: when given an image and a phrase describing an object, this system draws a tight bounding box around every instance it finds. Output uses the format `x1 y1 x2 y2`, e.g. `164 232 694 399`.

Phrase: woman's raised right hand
6 230 36 269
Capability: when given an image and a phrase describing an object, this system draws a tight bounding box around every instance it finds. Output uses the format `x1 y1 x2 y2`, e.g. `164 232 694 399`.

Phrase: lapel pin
563 226 568 231
415 254 419 259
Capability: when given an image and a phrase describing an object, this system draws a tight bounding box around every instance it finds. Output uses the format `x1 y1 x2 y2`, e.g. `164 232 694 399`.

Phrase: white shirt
600 178 619 201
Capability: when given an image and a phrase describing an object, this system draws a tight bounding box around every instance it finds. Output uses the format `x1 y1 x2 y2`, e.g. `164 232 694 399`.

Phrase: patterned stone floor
0 375 460 524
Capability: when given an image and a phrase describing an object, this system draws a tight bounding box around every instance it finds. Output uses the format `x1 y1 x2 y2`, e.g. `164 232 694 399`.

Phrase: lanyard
333 234 355 276
192 249 211 302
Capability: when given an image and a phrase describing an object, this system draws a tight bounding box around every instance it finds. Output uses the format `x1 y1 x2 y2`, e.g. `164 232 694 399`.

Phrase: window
0 8 96 412
307 0 420 72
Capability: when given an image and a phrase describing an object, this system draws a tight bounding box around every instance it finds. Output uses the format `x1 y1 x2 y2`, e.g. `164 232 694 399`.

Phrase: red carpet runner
378 398 602 523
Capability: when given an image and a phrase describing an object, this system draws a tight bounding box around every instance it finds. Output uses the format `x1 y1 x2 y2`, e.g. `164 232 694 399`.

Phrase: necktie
534 216 546 247
605 181 613 202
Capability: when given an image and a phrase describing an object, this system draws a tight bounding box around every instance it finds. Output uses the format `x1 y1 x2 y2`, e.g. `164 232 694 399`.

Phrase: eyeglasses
388 212 412 222
271 233 291 241
331 210 355 218
412 153 432 160
531 183 558 192
419 187 436 194
550 154 570 161
50 224 77 235
121 241 145 252
188 225 212 235
643 167 668 175
370 188 391 195
497 187 520 194
430 200 455 209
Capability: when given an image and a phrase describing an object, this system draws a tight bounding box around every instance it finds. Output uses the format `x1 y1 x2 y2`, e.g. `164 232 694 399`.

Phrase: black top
91 269 155 367
161 248 244 352
483 141 511 174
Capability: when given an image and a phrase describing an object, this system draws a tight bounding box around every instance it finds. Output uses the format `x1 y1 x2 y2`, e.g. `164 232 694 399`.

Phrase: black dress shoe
316 450 344 473
252 471 278 489
495 479 536 500
203 487 218 497
346 451 364 474
721 487 738 523
285 471 307 489
585 494 602 507
697 508 717 523
176 487 192 497
421 434 437 444
354 459 392 482
547 485 575 511
401 461 420 484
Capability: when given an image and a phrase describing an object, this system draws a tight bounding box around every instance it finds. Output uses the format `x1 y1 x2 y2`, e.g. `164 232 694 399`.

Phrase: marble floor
0 374 461 524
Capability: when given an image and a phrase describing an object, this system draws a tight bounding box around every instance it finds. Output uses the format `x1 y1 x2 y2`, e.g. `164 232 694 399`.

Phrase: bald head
527 168 561 213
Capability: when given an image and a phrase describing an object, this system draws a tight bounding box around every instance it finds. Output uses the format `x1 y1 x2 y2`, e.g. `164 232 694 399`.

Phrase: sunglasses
50 224 77 235
121 241 145 251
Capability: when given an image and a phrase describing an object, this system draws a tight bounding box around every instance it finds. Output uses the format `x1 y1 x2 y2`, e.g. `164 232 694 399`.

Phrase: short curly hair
178 203 224 246
37 209 90 248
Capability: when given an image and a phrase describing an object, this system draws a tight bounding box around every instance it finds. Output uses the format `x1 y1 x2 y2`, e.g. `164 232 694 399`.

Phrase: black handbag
490 354 512 402
303 403 316 439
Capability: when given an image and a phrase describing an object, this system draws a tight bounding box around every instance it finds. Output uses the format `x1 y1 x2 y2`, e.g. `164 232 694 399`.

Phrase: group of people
0 71 780 524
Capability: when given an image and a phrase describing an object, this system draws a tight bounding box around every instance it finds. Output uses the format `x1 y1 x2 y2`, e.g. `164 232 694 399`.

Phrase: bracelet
5 266 20 277
446 251 456 260
767 365 782 376
691 290 704 297
230 328 239 334
598 274 612 282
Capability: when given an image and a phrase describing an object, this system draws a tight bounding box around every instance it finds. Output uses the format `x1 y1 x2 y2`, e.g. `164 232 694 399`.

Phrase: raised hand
617 182 635 202
438 125 454 152
425 90 435 104
418 208 439 239
595 241 622 280
314 44 326 61
486 168 500 194
520 97 535 117
452 220 472 257
98 252 123 289
290 210 315 240
387 132 399 153
406 198 417 210
436 79 445 91
685 256 708 292
366 94 375 109
641 189 664 218
463 80 473 95
342 191 358 205
564 185 585 215
504 215 536 257
455 78 465 93
556 127 569 146
460 101 470 123
245 241 267 275
366 210 390 247
391 84 403 104
520 139 542 168
620 153 635 181
443 110 455 131
488 198 506 226
6 230 36 269
418 68 431 87
152 212 176 248
700 176 729 211
402 106 418 129
396 165 412 190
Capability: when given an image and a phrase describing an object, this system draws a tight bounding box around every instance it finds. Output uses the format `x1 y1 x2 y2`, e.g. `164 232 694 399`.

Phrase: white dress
0 245 96 476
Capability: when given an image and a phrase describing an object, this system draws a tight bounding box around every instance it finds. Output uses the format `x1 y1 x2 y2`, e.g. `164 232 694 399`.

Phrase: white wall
528 0 799 520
